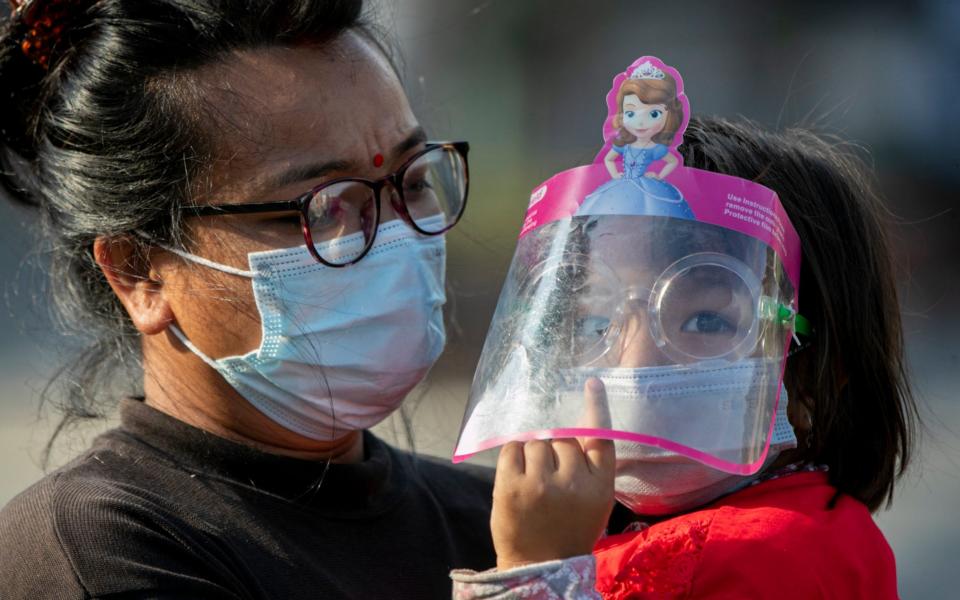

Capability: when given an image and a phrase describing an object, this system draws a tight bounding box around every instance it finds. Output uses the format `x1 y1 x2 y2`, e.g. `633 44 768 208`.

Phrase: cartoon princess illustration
576 60 695 219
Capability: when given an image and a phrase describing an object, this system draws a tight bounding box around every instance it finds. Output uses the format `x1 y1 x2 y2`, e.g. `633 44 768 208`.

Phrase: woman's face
154 33 424 360
620 94 668 144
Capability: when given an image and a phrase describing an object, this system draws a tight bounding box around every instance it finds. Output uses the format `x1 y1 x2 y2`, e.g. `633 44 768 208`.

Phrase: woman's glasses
180 141 469 267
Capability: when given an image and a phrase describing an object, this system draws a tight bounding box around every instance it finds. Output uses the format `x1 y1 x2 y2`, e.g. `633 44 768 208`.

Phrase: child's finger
582 435 615 477
577 377 612 429
551 437 587 477
578 378 616 475
496 441 526 478
523 439 558 474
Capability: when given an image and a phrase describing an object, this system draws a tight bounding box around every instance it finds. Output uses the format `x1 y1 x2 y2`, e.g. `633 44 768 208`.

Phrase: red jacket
594 472 898 599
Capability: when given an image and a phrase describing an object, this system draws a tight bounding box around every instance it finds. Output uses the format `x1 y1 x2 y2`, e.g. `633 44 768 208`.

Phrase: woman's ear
93 236 174 335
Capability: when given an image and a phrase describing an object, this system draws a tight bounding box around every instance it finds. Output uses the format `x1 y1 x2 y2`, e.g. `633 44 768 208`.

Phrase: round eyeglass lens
515 254 621 366
402 146 466 233
306 179 378 265
651 261 759 361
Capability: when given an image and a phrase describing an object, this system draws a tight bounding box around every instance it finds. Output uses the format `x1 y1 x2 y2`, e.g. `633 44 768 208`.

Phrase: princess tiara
629 61 665 81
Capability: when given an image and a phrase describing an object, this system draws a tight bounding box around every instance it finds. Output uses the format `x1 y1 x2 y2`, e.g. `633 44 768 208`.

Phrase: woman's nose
379 184 402 223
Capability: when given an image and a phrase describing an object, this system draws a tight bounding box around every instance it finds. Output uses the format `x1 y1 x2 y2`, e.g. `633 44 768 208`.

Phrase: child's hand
490 378 615 571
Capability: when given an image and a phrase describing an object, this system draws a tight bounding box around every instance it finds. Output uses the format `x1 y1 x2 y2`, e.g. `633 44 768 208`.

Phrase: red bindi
373 153 384 168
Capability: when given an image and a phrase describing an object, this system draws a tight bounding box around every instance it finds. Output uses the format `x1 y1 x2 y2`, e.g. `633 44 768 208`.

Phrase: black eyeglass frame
181 141 470 267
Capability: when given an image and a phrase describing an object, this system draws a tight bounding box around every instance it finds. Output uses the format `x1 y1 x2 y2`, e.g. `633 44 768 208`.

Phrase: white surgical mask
614 425 790 517
573 360 798 516
165 219 447 440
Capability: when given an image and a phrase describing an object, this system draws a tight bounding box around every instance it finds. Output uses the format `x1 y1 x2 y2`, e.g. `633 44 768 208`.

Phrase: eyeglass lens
402 145 467 233
305 145 466 265
571 262 757 364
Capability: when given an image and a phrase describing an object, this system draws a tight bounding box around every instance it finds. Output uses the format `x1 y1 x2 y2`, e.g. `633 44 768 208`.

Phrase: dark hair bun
0 16 50 206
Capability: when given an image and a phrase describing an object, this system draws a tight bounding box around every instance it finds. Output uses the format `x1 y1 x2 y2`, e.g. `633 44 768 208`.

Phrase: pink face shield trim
520 165 800 298
453 428 773 476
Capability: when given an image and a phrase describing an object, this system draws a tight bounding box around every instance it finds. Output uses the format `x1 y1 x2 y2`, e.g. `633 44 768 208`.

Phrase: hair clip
8 0 93 70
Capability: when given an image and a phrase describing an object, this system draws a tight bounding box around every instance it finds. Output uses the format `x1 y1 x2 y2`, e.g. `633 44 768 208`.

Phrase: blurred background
1 1 958 598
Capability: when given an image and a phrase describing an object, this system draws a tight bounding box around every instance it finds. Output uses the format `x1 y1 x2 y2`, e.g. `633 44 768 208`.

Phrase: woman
0 1 494 597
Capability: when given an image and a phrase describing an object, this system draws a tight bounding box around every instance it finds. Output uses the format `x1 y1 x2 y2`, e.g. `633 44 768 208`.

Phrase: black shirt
0 399 495 599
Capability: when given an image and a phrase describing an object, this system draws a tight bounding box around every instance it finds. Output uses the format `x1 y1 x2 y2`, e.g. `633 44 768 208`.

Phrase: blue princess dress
576 144 694 219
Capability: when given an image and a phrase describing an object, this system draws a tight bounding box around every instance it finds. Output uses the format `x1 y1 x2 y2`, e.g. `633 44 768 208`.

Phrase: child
451 60 910 599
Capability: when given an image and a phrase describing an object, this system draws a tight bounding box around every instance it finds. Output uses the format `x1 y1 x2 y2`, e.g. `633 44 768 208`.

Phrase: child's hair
612 75 683 147
680 116 917 512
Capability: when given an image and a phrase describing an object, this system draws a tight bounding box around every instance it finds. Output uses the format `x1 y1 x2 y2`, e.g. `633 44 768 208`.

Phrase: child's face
621 94 668 143
573 220 757 368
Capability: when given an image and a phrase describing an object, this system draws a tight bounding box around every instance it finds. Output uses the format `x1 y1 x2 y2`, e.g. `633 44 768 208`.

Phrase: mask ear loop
133 229 257 278
168 324 223 370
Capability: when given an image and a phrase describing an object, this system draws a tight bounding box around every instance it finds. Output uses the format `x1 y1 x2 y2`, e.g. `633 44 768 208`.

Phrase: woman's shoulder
0 447 153 597
0 434 241 598
0 471 78 596
0 444 146 530
2 439 176 518
395 447 494 506
386 447 496 565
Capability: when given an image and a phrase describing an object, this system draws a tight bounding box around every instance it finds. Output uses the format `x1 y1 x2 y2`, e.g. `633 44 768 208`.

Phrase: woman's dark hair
681 116 917 512
0 0 378 451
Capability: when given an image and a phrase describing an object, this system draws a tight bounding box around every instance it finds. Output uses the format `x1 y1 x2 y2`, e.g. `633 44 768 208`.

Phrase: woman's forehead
191 33 417 200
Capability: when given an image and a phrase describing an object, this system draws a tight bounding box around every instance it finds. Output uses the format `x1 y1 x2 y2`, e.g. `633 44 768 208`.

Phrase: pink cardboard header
520 164 802 293
518 55 802 294
594 56 690 167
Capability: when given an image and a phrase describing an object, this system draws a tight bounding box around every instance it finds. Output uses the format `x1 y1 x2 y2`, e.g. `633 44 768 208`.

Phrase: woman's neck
141 331 365 463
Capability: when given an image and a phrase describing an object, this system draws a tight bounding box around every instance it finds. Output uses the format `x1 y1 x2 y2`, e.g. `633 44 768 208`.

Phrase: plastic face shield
454 57 805 475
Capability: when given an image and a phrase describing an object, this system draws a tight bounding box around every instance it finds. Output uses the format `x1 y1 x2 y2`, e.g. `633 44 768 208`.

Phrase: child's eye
650 109 663 119
574 315 612 354
625 111 636 119
680 312 735 334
